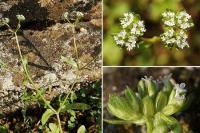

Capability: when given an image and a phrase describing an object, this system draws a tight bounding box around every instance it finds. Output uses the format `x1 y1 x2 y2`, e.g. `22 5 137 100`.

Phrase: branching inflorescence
105 75 191 133
113 10 194 51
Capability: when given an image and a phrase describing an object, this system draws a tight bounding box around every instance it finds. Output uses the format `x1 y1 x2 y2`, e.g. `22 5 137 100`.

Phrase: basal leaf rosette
161 10 194 49
105 75 190 133
113 12 146 51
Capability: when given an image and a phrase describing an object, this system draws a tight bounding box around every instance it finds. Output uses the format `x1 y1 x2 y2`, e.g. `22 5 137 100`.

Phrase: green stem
56 113 63 133
57 74 79 113
72 24 79 69
146 119 153 133
141 36 161 44
14 31 57 114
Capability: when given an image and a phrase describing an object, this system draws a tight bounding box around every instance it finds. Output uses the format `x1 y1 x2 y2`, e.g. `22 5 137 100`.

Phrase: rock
0 0 101 26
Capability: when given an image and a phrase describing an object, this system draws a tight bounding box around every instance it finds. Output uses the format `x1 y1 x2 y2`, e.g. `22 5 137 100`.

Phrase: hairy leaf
124 87 140 112
142 96 155 117
156 91 168 111
41 109 55 125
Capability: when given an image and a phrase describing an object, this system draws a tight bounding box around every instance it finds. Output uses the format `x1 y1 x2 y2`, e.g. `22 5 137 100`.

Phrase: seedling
105 75 191 133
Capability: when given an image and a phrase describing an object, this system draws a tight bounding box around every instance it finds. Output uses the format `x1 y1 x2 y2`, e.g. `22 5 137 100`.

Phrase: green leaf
168 89 176 104
104 118 145 125
154 113 166 127
156 91 168 111
41 109 55 125
162 104 180 116
147 80 157 97
124 87 140 112
152 124 168 133
61 56 78 68
142 96 155 117
70 92 77 102
138 80 147 98
77 125 86 133
0 126 8 133
107 94 142 121
48 123 60 133
159 113 177 125
61 103 90 112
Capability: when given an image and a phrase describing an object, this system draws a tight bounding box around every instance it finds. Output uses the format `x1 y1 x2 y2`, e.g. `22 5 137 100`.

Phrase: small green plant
113 9 194 51
105 75 191 133
0 10 97 132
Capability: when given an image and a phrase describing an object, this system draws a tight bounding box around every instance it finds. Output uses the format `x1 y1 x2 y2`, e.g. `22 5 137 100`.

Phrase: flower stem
141 36 161 44
14 31 57 113
56 113 63 133
72 24 79 69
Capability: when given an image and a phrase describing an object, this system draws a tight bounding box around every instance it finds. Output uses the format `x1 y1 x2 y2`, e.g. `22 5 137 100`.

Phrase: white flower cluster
113 12 146 51
161 10 194 49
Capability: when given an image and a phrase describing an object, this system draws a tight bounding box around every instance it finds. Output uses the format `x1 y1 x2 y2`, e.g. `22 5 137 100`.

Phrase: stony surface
0 0 101 113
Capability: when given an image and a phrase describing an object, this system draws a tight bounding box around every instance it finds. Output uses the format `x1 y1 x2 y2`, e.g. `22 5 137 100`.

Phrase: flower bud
16 14 25 21
0 18 9 26
76 11 84 18
62 12 69 20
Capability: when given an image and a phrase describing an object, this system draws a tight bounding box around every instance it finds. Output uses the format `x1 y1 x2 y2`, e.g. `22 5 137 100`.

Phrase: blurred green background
103 0 200 66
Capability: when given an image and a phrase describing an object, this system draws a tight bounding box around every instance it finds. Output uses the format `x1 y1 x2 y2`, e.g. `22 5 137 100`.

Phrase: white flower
118 30 127 39
162 11 175 27
161 10 193 49
120 12 134 28
174 83 187 101
177 11 193 29
114 12 146 51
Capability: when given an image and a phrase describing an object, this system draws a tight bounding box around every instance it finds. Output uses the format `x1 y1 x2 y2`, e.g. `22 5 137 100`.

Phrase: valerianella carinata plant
113 10 194 51
113 12 146 51
105 75 191 133
161 10 194 49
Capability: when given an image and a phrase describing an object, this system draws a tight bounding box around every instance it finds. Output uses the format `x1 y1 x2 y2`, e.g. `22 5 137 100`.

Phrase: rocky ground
0 0 101 113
